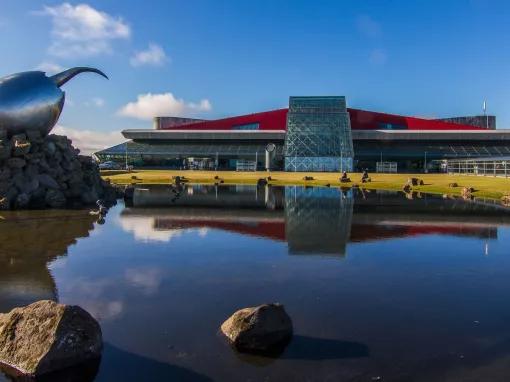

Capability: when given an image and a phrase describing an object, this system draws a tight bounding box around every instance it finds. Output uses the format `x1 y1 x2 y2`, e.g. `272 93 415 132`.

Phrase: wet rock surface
0 129 116 209
220 303 293 354
0 300 102 377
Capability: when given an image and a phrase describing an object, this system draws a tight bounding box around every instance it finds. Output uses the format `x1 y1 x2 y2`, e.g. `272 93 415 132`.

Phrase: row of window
378 123 407 130
232 122 260 130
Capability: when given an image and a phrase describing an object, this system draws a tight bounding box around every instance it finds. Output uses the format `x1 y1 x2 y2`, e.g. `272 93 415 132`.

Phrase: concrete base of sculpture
0 128 116 210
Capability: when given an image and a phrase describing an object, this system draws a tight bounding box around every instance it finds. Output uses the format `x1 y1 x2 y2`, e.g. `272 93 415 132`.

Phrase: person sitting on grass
340 171 351 183
361 169 371 183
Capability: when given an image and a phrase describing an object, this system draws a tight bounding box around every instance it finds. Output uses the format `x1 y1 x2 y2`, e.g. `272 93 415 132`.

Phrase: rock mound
220 303 293 353
0 300 102 377
0 129 115 210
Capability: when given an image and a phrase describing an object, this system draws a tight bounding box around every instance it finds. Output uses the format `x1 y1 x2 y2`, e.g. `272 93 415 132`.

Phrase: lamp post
125 142 128 170
265 143 276 171
483 100 488 129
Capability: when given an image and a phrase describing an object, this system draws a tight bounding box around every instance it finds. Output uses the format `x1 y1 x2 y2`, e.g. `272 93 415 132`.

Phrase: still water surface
1 185 510 381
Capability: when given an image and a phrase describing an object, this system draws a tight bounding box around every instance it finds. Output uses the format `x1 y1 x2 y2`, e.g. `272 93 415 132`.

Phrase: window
378 123 407 130
232 122 260 130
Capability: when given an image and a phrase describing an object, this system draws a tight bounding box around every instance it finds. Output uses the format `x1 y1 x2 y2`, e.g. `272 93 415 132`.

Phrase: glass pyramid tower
284 96 354 172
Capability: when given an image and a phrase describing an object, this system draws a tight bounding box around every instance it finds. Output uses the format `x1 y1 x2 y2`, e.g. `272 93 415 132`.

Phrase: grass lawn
102 170 510 201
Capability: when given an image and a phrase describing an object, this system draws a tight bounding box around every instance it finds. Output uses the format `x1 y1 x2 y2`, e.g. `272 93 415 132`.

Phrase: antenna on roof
482 100 488 129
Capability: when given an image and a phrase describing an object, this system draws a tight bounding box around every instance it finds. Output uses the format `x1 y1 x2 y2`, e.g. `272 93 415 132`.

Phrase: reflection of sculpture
0 211 96 312
0 67 108 136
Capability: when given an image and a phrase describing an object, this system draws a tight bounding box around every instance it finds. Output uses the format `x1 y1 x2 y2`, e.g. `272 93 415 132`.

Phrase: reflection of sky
49 207 510 381
4 194 510 381
116 215 209 243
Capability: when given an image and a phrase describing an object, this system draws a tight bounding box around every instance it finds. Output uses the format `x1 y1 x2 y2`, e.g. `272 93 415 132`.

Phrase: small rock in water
220 303 293 353
0 300 102 378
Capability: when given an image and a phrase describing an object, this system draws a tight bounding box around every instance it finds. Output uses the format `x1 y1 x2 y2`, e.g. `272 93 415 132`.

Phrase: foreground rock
461 186 474 199
0 129 116 210
0 300 102 377
220 303 293 353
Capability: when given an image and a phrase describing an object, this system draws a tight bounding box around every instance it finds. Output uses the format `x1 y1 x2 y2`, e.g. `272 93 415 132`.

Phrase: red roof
159 108 484 131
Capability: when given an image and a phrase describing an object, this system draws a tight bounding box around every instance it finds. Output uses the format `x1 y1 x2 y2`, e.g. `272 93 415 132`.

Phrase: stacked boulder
0 129 116 210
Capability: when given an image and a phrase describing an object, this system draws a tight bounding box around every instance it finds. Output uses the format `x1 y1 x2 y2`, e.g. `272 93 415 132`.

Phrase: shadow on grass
100 170 133 176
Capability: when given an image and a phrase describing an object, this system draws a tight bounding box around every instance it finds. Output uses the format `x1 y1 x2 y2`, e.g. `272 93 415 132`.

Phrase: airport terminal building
97 96 510 172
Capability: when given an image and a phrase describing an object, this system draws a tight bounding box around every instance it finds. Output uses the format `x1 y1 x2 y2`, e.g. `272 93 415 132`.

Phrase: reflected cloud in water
61 277 124 322
116 215 185 242
117 215 209 243
125 267 164 295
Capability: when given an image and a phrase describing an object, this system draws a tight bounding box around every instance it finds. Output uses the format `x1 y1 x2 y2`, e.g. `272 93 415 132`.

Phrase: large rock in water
0 300 102 377
220 303 293 353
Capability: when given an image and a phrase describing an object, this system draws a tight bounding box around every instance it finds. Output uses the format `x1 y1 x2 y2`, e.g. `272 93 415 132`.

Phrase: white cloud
356 15 381 38
52 125 124 155
92 97 105 107
84 97 105 107
369 48 388 65
38 3 130 58
35 62 64 74
118 92 212 120
130 43 168 67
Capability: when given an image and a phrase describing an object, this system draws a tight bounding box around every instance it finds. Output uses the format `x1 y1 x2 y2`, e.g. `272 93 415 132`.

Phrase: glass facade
284 96 354 172
95 141 285 170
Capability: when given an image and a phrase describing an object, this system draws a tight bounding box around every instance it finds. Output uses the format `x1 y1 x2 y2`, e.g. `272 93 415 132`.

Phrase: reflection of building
0 211 96 312
120 186 507 257
284 187 353 255
126 185 354 256
350 190 504 242
96 95 510 172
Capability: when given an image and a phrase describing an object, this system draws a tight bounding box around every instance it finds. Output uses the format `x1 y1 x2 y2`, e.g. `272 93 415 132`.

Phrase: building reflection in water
124 185 507 256
0 186 503 315
284 186 353 256
0 211 96 313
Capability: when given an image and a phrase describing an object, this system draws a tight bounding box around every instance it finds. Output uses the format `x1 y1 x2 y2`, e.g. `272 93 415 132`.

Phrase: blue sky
1 0 510 152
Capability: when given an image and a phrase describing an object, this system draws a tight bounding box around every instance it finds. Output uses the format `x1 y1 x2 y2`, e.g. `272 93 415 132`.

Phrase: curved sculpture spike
50 67 109 87
0 67 109 136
